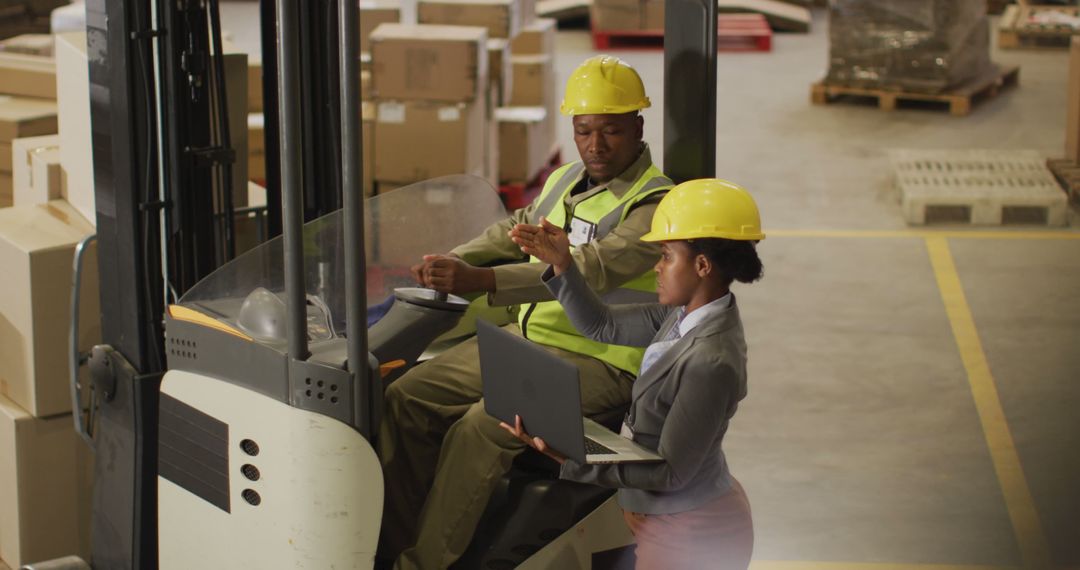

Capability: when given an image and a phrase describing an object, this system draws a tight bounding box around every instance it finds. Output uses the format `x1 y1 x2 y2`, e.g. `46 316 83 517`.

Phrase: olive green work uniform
379 146 671 570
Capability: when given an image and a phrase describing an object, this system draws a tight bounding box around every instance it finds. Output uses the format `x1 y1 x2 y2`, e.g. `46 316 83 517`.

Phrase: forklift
31 0 721 567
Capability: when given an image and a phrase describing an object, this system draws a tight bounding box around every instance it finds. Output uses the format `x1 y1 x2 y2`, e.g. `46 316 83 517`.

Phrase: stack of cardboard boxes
0 30 100 569
591 0 664 31
0 0 66 41
370 23 491 192
500 17 558 187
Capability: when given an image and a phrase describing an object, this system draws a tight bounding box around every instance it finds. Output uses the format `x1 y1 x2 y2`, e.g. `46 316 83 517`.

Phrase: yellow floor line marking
751 563 1017 570
767 229 1080 240
925 237 1053 570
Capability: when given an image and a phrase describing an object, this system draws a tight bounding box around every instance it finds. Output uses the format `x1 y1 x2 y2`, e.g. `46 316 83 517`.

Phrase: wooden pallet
811 65 1021 117
893 150 1068 227
591 13 772 52
999 4 1080 49
1048 158 1080 204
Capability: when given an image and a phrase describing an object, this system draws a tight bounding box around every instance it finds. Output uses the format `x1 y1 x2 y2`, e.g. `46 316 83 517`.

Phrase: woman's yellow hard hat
560 55 651 116
641 179 765 242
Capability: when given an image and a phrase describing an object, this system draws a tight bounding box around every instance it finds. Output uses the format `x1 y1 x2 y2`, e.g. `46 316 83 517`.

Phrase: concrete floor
218 6 1080 569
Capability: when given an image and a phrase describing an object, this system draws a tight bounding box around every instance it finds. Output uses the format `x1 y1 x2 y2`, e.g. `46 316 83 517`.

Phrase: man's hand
499 415 567 465
508 217 573 275
410 253 495 296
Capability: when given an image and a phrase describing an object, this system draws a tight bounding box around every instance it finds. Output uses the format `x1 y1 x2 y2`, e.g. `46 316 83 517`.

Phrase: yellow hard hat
641 179 765 242
560 55 651 116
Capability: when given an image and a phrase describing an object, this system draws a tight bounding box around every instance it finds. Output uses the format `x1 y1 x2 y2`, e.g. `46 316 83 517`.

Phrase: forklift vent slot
167 337 199 360
240 439 260 456
241 464 261 481
242 489 262 506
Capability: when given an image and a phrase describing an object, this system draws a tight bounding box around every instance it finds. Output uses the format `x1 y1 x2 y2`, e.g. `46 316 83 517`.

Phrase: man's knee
450 404 523 449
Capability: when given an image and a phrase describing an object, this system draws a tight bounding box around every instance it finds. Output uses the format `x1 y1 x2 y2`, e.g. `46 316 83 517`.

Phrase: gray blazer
543 264 748 515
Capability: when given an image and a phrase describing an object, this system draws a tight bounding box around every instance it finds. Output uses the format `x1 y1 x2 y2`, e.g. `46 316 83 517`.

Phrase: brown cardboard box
487 38 512 107
1068 37 1080 163
418 0 520 40
0 395 93 568
29 146 60 202
0 52 55 99
11 134 58 201
370 24 488 103
361 69 373 101
248 112 265 181
590 0 641 30
0 201 100 418
642 0 664 30
508 54 553 107
0 171 11 207
56 32 95 226
0 140 10 171
248 59 262 113
223 53 249 209
360 0 402 54
0 33 53 57
510 18 555 55
496 106 550 183
0 95 56 141
374 98 486 183
363 101 375 197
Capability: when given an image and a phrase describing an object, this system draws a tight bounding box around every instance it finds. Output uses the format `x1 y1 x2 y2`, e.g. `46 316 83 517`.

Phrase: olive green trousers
378 324 633 570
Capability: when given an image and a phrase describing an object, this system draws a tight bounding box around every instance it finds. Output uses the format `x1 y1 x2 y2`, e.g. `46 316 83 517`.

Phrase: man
378 55 673 570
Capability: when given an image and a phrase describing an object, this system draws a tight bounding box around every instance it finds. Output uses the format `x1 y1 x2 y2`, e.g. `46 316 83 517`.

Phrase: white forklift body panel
158 369 382 569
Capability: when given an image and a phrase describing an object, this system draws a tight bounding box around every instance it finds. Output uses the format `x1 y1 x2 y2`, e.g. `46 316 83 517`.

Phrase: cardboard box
248 113 265 155
224 53 249 209
0 52 55 99
487 38 512 107
0 95 56 141
510 18 555 55
1068 36 1080 163
56 32 95 226
0 171 11 207
642 0 664 30
370 24 488 103
11 134 58 201
363 101 375 197
508 54 553 107
418 0 520 40
248 58 262 113
0 140 9 171
361 0 403 53
0 33 54 57
0 395 93 568
0 201 100 418
374 98 486 183
361 69 372 101
590 0 641 30
496 106 550 183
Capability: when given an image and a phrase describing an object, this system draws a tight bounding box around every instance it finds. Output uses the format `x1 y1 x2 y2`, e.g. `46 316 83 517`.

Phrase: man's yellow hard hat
641 179 765 242
559 55 651 116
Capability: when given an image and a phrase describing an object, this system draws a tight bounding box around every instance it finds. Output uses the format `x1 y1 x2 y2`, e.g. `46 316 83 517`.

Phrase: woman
502 178 765 570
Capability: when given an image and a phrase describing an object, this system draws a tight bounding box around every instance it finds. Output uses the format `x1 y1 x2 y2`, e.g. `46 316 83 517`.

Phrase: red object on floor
590 13 772 52
498 146 563 211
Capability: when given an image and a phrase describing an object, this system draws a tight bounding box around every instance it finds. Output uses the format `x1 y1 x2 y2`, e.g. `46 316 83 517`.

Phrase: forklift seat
451 404 630 569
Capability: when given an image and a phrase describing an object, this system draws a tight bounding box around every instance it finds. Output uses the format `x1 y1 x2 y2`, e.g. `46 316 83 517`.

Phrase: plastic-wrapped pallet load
826 0 993 93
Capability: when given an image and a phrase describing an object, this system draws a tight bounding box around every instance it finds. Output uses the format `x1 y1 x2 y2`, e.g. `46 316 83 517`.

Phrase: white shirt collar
677 293 732 338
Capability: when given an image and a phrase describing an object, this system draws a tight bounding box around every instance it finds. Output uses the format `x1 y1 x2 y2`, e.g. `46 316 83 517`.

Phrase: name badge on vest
568 216 598 247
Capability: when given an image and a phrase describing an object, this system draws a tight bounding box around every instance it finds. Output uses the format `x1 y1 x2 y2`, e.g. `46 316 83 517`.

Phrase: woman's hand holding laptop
499 415 567 465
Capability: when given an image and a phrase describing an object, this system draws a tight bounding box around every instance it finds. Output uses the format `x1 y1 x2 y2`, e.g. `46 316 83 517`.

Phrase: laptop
478 320 662 465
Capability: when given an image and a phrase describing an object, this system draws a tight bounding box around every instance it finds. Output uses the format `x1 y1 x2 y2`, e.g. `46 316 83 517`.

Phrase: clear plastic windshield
178 175 507 337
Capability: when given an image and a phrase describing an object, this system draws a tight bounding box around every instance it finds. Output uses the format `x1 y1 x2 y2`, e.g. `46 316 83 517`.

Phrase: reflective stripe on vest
519 161 672 375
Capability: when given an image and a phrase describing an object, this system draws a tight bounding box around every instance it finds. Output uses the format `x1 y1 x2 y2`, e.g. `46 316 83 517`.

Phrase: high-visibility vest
519 161 672 375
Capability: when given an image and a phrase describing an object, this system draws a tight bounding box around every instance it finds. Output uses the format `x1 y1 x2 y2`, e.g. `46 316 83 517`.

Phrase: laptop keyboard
584 438 617 456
